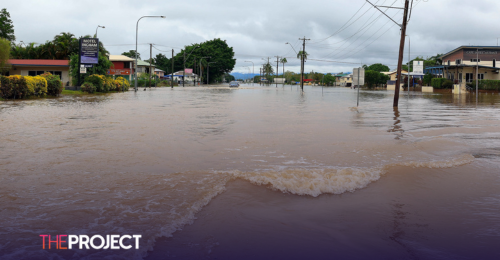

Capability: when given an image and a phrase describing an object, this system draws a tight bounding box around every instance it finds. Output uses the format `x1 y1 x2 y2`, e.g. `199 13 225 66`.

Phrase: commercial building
4 59 70 86
108 55 134 81
425 46 500 86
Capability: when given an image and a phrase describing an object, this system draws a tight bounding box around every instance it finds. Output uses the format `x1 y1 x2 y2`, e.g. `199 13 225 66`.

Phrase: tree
263 63 274 80
323 73 336 86
364 63 390 73
69 53 113 86
365 70 389 89
0 8 15 41
297 51 308 60
0 38 10 74
122 50 140 60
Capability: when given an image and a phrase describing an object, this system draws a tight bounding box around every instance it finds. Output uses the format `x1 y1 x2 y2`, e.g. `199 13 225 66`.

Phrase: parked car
229 81 239 88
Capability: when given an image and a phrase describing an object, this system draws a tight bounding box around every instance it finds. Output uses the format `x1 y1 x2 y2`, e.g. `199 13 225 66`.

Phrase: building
339 74 353 87
4 59 70 86
108 55 134 81
163 70 199 83
382 70 408 81
425 46 500 86
154 68 165 78
136 59 155 76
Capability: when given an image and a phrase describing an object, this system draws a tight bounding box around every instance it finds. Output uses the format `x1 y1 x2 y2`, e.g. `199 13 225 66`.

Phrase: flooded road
1 85 500 259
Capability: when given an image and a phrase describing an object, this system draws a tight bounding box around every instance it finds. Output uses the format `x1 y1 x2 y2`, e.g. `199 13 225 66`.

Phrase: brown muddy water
1 85 499 260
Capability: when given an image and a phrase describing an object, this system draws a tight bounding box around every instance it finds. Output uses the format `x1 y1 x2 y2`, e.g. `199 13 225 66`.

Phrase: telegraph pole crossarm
366 0 402 28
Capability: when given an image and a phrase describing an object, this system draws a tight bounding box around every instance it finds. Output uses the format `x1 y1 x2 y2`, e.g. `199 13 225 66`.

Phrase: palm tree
297 51 308 61
280 58 287 83
53 32 77 59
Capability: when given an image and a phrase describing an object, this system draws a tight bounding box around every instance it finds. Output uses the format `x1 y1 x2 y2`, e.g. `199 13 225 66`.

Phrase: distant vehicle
229 81 240 88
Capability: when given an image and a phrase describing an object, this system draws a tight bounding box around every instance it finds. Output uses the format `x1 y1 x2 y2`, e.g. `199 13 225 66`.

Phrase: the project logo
39 235 142 250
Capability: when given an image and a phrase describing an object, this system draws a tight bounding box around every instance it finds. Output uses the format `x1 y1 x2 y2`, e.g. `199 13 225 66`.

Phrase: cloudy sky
4 0 500 74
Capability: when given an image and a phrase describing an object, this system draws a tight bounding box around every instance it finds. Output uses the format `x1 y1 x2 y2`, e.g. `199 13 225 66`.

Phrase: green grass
62 89 84 95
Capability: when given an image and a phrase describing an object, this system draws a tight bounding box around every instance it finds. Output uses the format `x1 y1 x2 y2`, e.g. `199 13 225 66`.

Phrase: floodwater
0 85 499 260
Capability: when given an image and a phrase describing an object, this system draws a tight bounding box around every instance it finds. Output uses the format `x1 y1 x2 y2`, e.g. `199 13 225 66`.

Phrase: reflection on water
0 85 499 259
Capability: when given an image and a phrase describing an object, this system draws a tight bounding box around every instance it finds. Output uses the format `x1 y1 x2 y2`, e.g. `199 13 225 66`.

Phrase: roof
154 68 165 72
8 59 69 67
137 59 153 67
383 70 408 75
440 46 500 59
109 55 135 62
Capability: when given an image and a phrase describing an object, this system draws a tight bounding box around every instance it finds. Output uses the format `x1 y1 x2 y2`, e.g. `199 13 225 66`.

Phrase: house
163 70 199 83
4 59 70 86
382 70 408 81
136 60 155 77
425 46 500 86
339 74 353 87
154 68 165 78
108 55 134 81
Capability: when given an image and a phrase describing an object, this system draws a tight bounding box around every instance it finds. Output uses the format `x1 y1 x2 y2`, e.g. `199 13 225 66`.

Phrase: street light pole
244 61 254 85
135 15 165 92
95 25 105 37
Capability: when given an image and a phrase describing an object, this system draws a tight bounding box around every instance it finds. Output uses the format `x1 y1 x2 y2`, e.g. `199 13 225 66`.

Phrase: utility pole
149 44 152 89
393 0 410 107
275 56 280 87
299 37 310 92
171 49 174 88
367 0 410 107
193 57 196 86
260 67 262 86
183 52 186 87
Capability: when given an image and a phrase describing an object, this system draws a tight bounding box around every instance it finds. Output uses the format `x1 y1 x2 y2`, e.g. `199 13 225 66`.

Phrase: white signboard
80 65 87 74
353 68 365 86
413 60 424 74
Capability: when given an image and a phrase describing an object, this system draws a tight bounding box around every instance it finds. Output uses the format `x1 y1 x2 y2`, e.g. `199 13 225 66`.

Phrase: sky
4 0 500 75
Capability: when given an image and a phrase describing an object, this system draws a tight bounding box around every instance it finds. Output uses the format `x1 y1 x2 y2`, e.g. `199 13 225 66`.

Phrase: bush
431 78 448 89
0 75 29 99
85 74 106 92
115 77 130 91
478 80 500 91
442 79 454 89
25 76 48 97
81 82 96 93
41 72 63 96
104 77 116 91
423 73 434 86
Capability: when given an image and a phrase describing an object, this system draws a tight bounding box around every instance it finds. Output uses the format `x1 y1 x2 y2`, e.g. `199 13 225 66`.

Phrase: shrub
104 77 116 91
41 72 63 96
85 74 106 92
81 82 96 93
478 80 500 91
442 79 454 89
115 77 130 91
431 78 448 89
0 75 29 99
25 76 48 97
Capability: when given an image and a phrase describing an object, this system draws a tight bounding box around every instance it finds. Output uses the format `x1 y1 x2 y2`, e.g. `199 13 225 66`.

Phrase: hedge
25 76 48 97
81 82 96 93
0 75 29 99
41 72 63 96
431 78 453 89
478 80 500 91
85 75 106 92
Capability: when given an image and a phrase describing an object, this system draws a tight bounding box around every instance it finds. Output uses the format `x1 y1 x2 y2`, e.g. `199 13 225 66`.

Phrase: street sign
353 68 365 86
80 38 99 64
84 64 93 68
80 65 87 74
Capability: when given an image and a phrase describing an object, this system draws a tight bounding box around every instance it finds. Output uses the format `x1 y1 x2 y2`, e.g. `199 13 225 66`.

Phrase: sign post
353 68 365 107
78 38 99 87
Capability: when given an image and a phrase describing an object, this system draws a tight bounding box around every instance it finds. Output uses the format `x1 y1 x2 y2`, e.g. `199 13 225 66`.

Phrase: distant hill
230 72 258 80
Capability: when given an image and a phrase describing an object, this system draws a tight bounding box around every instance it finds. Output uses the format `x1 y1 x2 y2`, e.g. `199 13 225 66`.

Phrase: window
494 59 496 68
124 62 130 69
456 59 461 65
466 73 474 82
447 60 450 66
28 71 45 76
459 73 463 83
471 59 481 63
478 74 484 80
